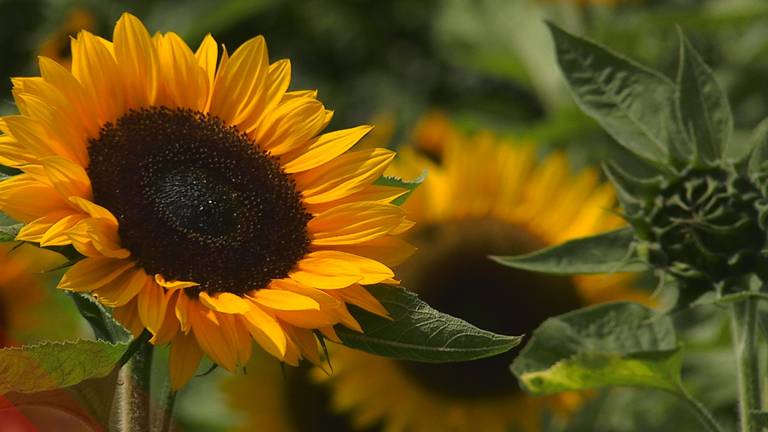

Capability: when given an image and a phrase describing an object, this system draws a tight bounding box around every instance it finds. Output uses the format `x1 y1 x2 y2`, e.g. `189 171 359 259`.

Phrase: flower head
0 13 413 388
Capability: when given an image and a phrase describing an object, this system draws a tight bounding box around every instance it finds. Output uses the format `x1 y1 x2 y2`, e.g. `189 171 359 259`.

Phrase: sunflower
0 12 414 389
0 242 66 346
318 118 649 432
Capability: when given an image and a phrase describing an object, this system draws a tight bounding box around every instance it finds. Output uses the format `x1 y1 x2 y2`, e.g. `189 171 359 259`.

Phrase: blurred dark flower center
87 106 311 296
395 218 583 398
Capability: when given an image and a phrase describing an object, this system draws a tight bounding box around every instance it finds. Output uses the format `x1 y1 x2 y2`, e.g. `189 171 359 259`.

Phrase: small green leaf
374 171 426 206
0 340 128 394
0 223 20 242
676 29 733 166
547 23 686 168
747 118 768 179
491 227 646 275
512 302 682 395
335 285 521 362
68 293 132 344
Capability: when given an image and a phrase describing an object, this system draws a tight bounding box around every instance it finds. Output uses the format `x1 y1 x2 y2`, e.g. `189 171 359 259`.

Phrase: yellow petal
241 303 287 359
113 12 157 108
113 299 143 336
283 125 373 173
304 251 394 285
296 149 395 204
155 274 199 290
68 218 129 259
199 291 251 314
41 156 91 200
138 279 168 334
269 279 344 328
191 306 239 370
15 210 77 243
334 284 389 318
0 174 70 222
194 34 218 93
209 36 269 126
40 213 87 246
38 57 100 138
154 32 208 110
58 257 135 292
71 31 126 124
254 97 326 155
93 266 149 307
239 59 291 132
309 202 406 246
68 196 117 224
249 289 320 311
170 331 203 390
305 184 407 215
322 235 416 267
290 252 362 289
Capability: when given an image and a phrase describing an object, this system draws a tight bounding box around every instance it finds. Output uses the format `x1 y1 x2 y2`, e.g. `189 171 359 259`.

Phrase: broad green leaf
335 285 521 362
491 227 646 275
0 340 127 394
512 302 682 395
547 23 686 168
676 30 732 166
374 171 426 206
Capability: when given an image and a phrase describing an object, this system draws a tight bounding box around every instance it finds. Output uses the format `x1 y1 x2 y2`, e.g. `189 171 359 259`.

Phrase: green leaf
491 227 646 275
0 223 20 242
747 118 768 179
374 171 426 206
547 23 686 168
68 293 131 344
0 340 127 394
676 29 732 166
511 302 683 395
335 285 521 362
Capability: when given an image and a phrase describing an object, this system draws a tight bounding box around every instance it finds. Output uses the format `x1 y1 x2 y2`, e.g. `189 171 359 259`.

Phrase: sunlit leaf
0 340 127 394
511 302 683 395
374 171 426 206
336 285 521 362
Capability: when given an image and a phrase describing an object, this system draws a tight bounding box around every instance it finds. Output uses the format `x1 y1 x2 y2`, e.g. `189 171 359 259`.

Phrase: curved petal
190 305 239 371
241 303 287 359
0 174 72 222
209 36 269 126
41 156 92 200
170 331 203 390
113 12 158 108
154 32 208 110
58 257 135 292
282 125 372 173
93 266 150 307
289 252 362 289
296 149 395 204
309 202 406 246
138 278 168 334
249 289 320 311
199 291 251 314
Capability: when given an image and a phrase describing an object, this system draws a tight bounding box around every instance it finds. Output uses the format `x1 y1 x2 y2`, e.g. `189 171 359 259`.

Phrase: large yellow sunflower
318 116 649 432
0 13 413 389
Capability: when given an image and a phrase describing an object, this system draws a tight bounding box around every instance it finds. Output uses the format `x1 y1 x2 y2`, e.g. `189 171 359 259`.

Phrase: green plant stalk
675 384 725 432
123 342 154 432
159 389 177 432
731 298 762 432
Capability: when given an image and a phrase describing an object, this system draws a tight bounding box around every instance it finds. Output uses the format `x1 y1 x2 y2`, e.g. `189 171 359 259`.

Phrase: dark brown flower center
395 218 585 399
87 107 311 296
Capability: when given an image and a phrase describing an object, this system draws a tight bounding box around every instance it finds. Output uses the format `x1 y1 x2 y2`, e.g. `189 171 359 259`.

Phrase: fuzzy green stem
731 298 762 432
159 389 177 432
675 384 725 432
125 341 154 432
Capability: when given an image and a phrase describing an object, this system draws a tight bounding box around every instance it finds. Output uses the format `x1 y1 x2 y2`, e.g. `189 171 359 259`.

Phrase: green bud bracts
628 166 766 284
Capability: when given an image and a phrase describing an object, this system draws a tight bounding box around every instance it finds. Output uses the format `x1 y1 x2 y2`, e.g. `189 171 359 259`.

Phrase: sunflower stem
731 297 762 432
158 389 177 432
675 384 725 432
125 341 154 432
